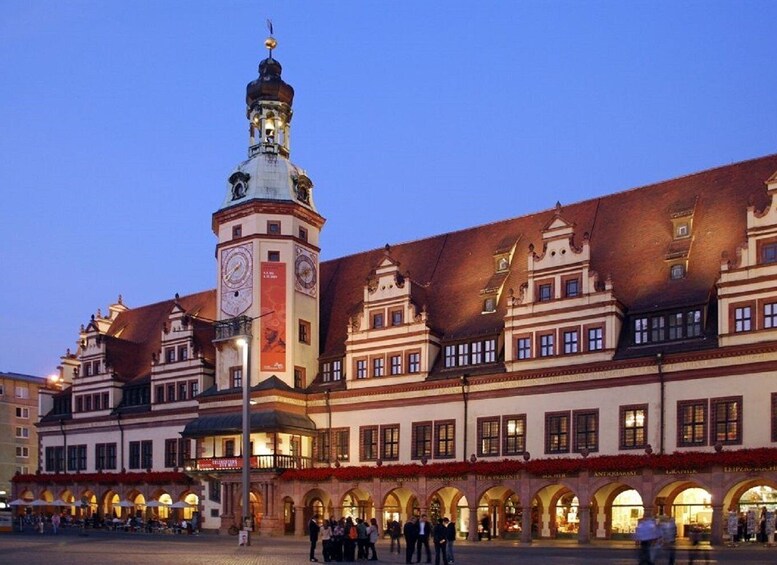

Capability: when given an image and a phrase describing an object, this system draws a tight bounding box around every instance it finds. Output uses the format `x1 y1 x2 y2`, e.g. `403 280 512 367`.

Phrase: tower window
267 221 281 235
299 226 308 241
268 251 280 262
762 243 777 264
232 225 242 239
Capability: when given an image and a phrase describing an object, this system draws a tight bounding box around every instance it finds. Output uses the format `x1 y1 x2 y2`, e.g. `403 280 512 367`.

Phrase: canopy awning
181 410 316 438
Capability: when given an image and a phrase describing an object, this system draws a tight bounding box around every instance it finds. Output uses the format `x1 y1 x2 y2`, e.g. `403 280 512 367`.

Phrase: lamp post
237 334 251 543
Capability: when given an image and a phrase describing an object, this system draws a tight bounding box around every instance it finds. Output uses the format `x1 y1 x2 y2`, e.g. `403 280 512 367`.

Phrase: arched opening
283 496 296 534
610 489 643 539
670 487 712 540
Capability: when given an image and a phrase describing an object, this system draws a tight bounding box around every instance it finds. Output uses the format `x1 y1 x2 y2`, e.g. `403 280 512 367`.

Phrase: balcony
214 316 252 342
184 454 312 473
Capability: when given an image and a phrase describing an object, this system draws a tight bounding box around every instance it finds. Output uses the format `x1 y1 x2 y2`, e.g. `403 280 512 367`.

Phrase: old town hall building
14 40 777 545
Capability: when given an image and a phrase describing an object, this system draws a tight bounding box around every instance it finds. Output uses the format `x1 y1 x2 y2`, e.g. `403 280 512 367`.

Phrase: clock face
220 244 253 316
295 254 317 289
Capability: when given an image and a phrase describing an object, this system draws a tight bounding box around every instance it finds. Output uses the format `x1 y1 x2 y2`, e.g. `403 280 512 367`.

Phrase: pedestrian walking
310 515 321 562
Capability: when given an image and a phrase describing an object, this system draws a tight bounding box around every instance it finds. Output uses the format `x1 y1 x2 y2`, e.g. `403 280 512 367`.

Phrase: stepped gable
104 289 216 382
317 153 777 358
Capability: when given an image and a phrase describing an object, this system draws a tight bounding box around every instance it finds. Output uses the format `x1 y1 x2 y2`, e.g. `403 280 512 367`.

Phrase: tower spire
265 19 277 58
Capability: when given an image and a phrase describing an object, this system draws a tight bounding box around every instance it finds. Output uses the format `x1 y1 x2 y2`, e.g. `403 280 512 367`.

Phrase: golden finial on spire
264 19 277 57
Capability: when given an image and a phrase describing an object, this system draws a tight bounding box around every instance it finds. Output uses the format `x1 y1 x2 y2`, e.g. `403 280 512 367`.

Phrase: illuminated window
434 421 455 459
711 396 742 445
502 415 526 455
478 417 500 457
381 425 400 460
678 400 707 447
620 405 647 450
230 367 242 388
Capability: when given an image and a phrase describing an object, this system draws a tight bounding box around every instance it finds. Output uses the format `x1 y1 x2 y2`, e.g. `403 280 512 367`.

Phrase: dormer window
670 264 686 280
483 297 496 313
496 256 509 272
539 283 553 302
390 309 403 326
565 278 580 298
675 222 689 238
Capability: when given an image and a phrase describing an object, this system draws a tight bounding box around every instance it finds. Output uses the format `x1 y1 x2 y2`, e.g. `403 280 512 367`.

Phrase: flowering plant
279 448 777 482
12 470 192 486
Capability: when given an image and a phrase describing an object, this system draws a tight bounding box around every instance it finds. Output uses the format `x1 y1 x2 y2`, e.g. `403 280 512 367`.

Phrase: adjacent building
14 39 777 545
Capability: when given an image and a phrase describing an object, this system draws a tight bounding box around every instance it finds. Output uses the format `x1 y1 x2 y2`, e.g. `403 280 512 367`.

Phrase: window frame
477 417 500 457
572 409 599 453
710 396 742 446
380 424 400 461
619 404 648 450
677 399 708 447
545 411 570 454
434 420 456 459
411 421 433 460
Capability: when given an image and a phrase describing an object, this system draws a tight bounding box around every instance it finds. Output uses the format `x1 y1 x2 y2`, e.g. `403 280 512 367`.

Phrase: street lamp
236 335 251 544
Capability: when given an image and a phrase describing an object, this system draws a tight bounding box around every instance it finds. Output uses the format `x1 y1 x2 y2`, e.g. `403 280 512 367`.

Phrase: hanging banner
260 262 286 371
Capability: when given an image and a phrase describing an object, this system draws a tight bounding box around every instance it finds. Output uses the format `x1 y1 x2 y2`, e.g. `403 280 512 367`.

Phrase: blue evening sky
1 1 776 377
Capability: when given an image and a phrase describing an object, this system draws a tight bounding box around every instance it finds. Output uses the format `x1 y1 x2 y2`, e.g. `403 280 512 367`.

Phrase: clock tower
212 36 325 391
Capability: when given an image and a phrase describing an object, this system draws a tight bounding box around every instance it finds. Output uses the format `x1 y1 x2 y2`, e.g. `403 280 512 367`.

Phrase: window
165 347 176 364
634 317 648 344
539 283 552 302
332 360 342 381
294 367 305 389
334 429 349 462
563 330 579 354
458 343 469 366
587 327 603 351
92 360 100 374
129 441 141 469
573 410 599 453
444 345 456 368
434 421 455 459
189 381 199 398
232 224 242 239
372 312 384 329
16 446 29 458
478 417 500 457
734 306 752 332
141 440 153 468
178 382 188 401
208 479 221 503
620 405 647 450
668 312 684 340
390 354 402 375
267 221 281 235
360 426 378 461
678 400 707 447
356 359 367 379
96 443 117 470
496 256 509 272
686 310 702 337
299 319 311 344
545 412 570 454
517 337 531 359
15 386 28 399
651 316 665 342
16 407 29 419
372 357 384 378
224 439 235 457
315 431 331 463
670 264 685 280
178 345 188 361
762 242 777 264
471 341 482 364
408 352 420 373
156 385 165 403
67 445 87 471
711 396 742 445
772 393 777 443
85 363 92 376
93 393 101 410
84 395 92 411
166 383 175 403
299 226 308 241
15 427 28 438
412 422 433 460
322 362 332 382
268 250 280 262
76 396 83 412
381 425 400 460
503 415 526 455
565 278 580 298
539 333 554 357
230 366 243 388
391 309 403 326
676 222 689 238
483 297 496 313
484 339 496 363
765 303 777 329
165 438 179 468
46 446 65 472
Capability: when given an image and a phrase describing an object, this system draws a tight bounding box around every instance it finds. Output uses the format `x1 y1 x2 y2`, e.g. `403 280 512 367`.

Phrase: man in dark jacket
443 517 456 563
403 516 419 564
416 514 432 563
432 518 449 565
309 516 321 562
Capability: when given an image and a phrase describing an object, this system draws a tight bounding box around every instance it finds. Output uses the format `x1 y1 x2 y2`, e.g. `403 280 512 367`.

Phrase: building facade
14 40 777 545
0 371 47 506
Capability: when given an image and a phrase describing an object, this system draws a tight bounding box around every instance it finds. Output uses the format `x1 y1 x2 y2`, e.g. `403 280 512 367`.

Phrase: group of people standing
309 515 380 562
307 514 457 565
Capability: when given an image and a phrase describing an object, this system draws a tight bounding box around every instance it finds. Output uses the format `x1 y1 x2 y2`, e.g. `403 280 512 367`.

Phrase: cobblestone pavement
1 530 777 565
